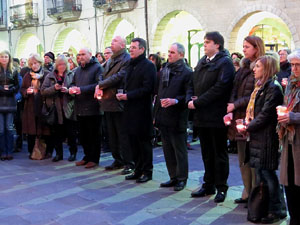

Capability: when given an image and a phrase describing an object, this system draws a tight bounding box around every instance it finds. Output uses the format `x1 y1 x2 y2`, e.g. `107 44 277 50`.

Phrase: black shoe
214 191 227 203
261 213 280 224
125 172 141 180
121 167 134 175
174 180 186 191
68 154 76 162
52 155 63 162
191 187 216 198
234 197 248 204
6 156 13 160
247 216 260 223
0 156 6 161
136 174 152 183
279 212 287 219
105 162 124 170
160 179 177 188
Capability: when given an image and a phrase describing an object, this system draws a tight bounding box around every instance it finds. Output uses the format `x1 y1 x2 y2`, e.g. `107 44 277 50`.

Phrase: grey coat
280 100 300 186
41 71 76 124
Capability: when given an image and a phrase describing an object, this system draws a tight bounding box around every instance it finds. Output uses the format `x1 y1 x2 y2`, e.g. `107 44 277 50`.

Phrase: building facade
0 0 300 67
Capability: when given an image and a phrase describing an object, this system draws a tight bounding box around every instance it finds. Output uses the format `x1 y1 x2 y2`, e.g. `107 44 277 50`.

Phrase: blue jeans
255 168 283 215
0 113 15 156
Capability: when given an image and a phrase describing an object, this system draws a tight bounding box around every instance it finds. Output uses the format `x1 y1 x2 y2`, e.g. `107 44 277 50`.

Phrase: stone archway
227 4 299 53
15 32 43 58
103 18 135 49
152 10 203 67
53 28 90 56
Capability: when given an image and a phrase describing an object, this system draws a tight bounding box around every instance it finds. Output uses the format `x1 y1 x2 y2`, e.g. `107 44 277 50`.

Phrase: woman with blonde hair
0 50 19 160
21 53 50 159
41 55 78 162
68 57 78 71
238 55 286 223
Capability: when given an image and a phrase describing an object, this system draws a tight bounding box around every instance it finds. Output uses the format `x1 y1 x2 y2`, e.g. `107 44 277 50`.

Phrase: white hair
288 49 300 62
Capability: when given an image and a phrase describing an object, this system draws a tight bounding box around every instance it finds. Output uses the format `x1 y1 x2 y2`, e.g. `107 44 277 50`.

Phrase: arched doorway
53 28 90 57
228 10 296 54
15 33 43 58
153 10 204 67
103 18 135 49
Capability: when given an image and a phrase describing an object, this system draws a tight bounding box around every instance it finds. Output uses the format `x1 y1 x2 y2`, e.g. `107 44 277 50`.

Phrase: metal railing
46 0 82 15
10 2 38 23
94 0 129 7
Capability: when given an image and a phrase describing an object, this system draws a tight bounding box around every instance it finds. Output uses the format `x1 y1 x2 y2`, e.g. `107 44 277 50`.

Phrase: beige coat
279 102 300 186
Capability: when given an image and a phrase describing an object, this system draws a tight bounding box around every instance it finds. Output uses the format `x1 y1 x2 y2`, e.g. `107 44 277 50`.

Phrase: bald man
71 47 103 168
95 36 134 174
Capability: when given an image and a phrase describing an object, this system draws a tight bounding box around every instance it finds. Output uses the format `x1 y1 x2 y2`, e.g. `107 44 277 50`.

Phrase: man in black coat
154 42 192 191
95 36 134 174
187 32 235 202
116 38 156 183
70 47 103 169
277 49 291 83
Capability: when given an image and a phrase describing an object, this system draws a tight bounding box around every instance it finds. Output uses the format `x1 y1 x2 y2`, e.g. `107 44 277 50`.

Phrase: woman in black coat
238 55 285 223
0 50 19 160
225 36 265 204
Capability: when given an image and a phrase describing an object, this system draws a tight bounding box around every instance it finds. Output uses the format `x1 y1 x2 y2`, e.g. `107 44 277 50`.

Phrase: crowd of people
0 31 299 225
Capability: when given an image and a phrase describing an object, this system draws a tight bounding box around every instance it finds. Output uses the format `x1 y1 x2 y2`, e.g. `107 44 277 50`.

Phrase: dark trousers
161 127 188 181
65 118 78 155
255 168 282 214
78 115 101 164
285 145 300 225
106 112 134 168
48 124 65 157
198 127 229 192
128 134 153 176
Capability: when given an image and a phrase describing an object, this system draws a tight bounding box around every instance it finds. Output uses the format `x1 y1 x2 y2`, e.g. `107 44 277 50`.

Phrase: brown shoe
75 160 87 166
85 162 97 168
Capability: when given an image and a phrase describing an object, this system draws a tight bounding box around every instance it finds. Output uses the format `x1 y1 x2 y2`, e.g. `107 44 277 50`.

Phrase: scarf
30 67 44 94
245 80 262 123
277 74 300 141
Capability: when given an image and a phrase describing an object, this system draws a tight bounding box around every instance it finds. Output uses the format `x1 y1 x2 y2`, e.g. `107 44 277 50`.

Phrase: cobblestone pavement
0 141 289 225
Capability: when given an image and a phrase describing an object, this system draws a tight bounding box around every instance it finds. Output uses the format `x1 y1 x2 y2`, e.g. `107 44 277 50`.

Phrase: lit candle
236 124 245 130
281 78 288 87
276 106 288 116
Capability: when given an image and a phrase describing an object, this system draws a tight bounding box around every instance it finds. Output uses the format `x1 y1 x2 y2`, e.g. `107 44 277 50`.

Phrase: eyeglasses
291 63 300 69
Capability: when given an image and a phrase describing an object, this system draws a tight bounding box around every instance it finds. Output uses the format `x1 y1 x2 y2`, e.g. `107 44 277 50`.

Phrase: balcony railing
94 0 137 13
47 0 82 22
10 2 39 28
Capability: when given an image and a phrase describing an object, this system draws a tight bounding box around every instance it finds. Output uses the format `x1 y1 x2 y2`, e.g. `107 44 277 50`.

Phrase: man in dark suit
187 32 235 202
154 42 192 191
116 38 156 183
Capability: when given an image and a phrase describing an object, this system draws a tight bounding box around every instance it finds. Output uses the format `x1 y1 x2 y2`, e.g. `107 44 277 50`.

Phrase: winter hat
44 51 55 62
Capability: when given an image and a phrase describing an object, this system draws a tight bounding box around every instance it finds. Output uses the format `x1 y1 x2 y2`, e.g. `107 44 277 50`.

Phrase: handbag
247 182 269 223
31 137 46 160
41 98 57 126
